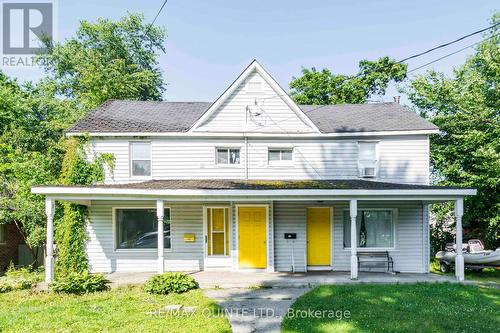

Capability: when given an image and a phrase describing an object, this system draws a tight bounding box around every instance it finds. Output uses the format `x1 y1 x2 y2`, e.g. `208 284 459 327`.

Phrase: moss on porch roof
47 179 469 190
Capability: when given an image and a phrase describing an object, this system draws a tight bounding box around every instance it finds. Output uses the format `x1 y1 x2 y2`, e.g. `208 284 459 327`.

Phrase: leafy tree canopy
39 13 166 110
289 56 407 105
405 14 500 247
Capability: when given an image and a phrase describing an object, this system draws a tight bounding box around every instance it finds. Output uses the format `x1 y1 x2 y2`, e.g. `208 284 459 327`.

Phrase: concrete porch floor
106 271 457 289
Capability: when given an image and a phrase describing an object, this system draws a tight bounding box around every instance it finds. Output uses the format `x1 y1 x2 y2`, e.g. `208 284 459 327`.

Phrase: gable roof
66 100 438 135
189 59 320 133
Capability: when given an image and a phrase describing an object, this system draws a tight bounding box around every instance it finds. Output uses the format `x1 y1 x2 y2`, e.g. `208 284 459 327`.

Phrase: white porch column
350 199 358 279
156 200 165 274
455 198 465 281
45 198 55 283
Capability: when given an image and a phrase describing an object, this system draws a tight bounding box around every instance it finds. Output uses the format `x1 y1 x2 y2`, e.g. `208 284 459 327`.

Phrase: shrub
0 265 43 293
51 272 109 294
144 272 198 295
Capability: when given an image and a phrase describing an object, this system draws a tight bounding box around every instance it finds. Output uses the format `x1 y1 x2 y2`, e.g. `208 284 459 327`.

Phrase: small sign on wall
183 233 196 242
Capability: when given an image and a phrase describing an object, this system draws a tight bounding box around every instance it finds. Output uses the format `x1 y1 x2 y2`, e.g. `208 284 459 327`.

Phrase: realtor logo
1 0 55 67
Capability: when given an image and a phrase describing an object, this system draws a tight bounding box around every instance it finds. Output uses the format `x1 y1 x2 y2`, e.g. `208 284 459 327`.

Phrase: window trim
357 141 379 178
112 206 172 253
129 141 152 179
215 147 242 167
267 147 294 166
342 208 398 251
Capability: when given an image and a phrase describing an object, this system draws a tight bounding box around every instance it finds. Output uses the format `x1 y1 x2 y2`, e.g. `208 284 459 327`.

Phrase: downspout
245 136 249 180
244 105 249 180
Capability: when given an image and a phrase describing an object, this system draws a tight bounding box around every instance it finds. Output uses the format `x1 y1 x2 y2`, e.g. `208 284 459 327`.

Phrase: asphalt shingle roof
300 103 438 133
66 100 438 134
44 179 467 191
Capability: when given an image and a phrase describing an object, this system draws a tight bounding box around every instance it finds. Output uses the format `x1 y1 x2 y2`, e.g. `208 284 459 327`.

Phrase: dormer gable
190 60 320 134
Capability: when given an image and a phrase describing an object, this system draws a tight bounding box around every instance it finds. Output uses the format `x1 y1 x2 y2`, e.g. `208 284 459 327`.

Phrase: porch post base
350 255 358 279
157 258 165 274
45 255 54 283
455 254 464 281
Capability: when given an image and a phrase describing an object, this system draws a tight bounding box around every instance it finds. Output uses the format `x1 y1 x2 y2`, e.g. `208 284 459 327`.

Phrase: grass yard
282 283 500 333
0 286 231 333
430 259 500 284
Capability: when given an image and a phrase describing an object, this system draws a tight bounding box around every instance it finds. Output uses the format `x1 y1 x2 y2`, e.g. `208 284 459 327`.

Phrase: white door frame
203 205 232 269
235 204 273 272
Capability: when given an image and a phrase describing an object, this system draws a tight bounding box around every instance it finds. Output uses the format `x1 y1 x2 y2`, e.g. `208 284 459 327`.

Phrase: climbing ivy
55 136 114 276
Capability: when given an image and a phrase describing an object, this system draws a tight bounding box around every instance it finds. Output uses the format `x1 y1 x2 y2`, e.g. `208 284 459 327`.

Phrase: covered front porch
32 179 476 284
106 270 458 289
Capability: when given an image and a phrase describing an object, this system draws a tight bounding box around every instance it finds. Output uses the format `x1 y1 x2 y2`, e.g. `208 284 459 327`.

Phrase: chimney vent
393 96 401 104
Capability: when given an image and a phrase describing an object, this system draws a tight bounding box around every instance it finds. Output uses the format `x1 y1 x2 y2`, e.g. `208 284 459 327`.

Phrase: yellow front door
307 207 331 266
238 206 267 269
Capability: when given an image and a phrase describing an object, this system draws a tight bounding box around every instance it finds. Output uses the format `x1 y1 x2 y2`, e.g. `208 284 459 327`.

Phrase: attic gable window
358 142 378 178
246 81 263 93
130 142 151 177
216 148 240 165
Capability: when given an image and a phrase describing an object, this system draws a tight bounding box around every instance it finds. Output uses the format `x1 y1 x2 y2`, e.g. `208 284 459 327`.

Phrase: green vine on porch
55 136 114 276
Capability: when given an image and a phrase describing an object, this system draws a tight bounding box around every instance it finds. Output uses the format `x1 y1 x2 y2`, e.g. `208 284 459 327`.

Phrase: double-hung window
343 210 395 248
216 148 240 165
358 142 378 178
130 142 151 177
115 208 171 249
268 148 293 165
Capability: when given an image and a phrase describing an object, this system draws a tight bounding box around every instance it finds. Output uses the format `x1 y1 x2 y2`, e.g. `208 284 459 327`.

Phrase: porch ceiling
31 179 476 203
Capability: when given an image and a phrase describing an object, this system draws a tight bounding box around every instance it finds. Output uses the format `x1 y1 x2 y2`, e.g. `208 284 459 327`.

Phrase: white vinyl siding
195 71 316 133
89 135 430 185
86 200 426 274
273 201 426 273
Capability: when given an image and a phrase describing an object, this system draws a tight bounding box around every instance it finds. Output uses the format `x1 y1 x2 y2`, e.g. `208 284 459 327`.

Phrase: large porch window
343 210 395 248
115 208 171 249
206 207 229 256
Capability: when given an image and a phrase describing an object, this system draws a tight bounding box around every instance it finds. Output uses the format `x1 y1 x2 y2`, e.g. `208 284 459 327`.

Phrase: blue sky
2 0 497 103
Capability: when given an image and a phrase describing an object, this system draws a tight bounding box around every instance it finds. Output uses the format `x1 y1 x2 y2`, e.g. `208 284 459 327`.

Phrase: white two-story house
33 60 475 283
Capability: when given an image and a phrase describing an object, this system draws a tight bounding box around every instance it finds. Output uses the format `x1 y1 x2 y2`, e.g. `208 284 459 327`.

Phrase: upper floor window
358 142 378 178
216 148 240 165
268 148 293 165
130 142 151 177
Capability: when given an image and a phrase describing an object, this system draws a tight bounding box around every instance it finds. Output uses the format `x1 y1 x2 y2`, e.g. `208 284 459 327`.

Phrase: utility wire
144 0 169 42
245 29 498 132
407 33 499 74
399 23 498 63
256 23 500 102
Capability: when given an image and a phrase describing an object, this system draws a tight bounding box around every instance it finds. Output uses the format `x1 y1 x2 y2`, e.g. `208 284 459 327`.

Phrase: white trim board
66 129 440 138
33 187 477 197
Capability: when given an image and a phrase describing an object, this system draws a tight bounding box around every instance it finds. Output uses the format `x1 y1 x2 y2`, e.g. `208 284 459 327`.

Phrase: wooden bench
357 251 394 272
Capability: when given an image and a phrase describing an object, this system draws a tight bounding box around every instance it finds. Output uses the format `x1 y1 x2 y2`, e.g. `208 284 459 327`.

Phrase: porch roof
32 179 476 202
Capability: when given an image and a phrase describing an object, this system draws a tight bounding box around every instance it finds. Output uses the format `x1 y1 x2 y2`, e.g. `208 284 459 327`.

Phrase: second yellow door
307 207 331 266
238 207 267 269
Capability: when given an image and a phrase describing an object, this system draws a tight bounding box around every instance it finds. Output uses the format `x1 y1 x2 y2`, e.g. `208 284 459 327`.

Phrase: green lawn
430 259 500 284
282 283 500 333
0 286 231 333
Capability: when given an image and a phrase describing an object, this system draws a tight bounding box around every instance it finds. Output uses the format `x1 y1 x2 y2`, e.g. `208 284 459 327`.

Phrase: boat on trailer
435 239 500 273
